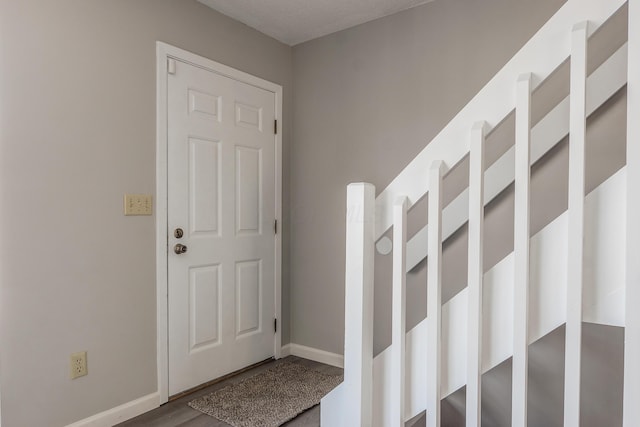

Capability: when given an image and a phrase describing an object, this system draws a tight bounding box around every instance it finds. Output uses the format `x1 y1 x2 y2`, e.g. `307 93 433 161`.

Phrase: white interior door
167 58 276 395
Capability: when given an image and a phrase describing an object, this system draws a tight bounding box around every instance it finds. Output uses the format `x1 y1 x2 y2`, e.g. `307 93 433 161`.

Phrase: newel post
343 183 375 426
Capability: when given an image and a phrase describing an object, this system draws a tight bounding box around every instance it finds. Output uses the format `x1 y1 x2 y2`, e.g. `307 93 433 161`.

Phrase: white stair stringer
320 381 347 427
374 0 626 242
371 168 626 426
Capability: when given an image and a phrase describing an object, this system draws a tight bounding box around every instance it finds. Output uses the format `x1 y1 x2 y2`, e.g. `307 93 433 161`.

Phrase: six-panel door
167 59 276 395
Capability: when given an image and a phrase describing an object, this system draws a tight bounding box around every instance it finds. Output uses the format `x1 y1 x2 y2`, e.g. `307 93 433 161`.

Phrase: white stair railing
321 1 634 426
325 168 627 426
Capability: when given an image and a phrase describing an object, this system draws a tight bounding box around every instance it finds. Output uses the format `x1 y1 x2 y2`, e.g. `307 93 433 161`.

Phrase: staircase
320 0 639 425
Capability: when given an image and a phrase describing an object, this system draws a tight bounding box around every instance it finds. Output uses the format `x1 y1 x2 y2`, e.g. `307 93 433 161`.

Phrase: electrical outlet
70 351 88 379
124 194 153 216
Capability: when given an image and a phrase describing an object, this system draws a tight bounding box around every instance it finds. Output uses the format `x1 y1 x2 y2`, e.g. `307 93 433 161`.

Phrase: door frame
155 42 283 403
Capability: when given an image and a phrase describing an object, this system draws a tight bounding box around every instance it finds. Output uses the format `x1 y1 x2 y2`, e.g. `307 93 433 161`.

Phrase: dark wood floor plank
176 414 230 426
116 402 202 426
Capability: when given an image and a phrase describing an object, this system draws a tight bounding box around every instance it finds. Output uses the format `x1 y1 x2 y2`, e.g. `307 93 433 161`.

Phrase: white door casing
156 43 283 401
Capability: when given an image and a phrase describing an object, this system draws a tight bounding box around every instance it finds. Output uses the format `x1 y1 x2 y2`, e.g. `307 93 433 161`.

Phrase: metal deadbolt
174 228 184 239
174 243 188 254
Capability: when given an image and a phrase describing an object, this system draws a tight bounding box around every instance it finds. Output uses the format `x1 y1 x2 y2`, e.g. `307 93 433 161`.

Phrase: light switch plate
124 194 153 215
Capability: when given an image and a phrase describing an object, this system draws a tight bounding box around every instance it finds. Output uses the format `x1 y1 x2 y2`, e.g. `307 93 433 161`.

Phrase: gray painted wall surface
0 1 291 425
290 0 566 355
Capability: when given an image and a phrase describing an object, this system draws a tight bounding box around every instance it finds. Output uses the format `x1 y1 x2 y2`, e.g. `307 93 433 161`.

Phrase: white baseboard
281 343 344 368
281 343 292 357
66 392 160 427
65 345 340 427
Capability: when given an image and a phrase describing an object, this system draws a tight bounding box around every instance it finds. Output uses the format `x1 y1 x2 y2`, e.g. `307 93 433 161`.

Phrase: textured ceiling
197 0 434 46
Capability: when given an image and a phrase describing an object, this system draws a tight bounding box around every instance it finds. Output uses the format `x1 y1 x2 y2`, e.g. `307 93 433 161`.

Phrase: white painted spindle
513 73 533 427
624 1 640 425
391 196 408 426
564 21 589 427
466 121 488 427
343 183 375 427
427 160 445 427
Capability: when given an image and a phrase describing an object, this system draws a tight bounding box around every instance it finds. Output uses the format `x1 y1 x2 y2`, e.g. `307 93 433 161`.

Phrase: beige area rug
188 361 343 427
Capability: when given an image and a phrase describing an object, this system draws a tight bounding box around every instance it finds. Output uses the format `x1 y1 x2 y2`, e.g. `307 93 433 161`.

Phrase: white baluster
343 183 375 427
564 21 589 427
467 121 488 427
624 1 640 425
427 160 445 427
391 196 408 426
513 72 532 427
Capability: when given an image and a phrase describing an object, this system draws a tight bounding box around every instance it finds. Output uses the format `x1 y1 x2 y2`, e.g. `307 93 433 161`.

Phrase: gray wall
0 1 292 425
290 0 566 355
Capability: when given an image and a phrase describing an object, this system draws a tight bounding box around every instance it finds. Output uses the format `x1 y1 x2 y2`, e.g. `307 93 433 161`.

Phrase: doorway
156 42 282 401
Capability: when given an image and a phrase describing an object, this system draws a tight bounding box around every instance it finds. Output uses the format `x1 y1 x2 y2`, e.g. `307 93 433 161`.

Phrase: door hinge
274 219 278 234
274 119 278 135
167 58 176 75
274 318 278 333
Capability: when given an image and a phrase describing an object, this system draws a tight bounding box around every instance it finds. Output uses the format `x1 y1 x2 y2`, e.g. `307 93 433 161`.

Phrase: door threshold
168 357 275 402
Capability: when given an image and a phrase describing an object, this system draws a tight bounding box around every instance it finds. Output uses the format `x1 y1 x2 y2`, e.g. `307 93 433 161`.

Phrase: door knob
174 243 188 254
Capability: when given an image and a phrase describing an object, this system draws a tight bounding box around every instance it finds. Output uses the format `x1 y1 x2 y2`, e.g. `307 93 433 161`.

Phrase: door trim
155 42 283 403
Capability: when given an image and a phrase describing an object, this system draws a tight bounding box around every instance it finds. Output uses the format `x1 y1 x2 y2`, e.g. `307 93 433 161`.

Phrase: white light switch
124 194 153 216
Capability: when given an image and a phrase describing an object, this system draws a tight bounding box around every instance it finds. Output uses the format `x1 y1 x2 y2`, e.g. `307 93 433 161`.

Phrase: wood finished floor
116 356 342 427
